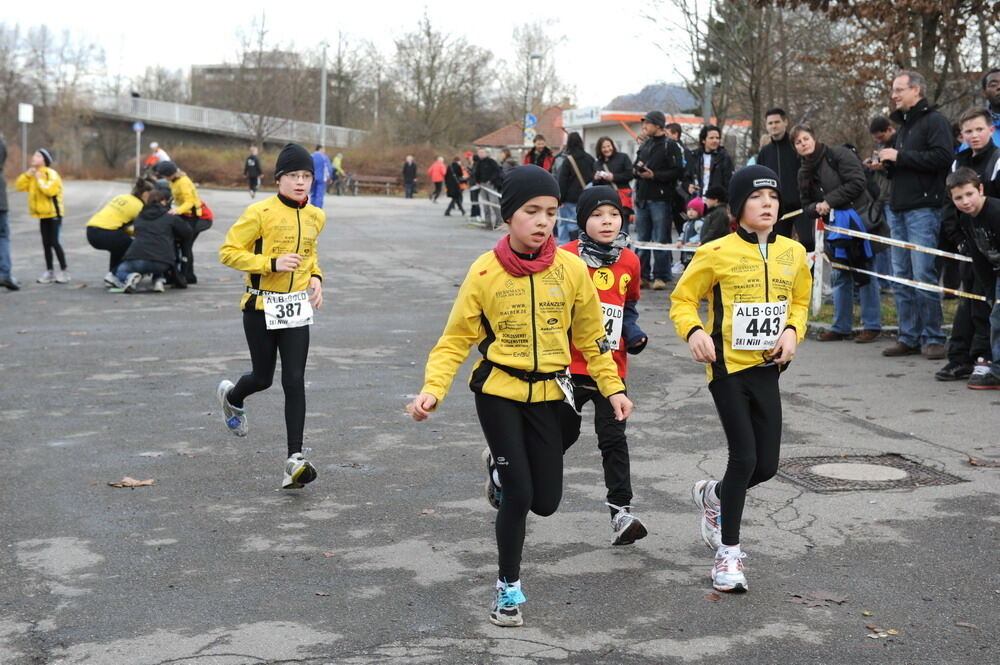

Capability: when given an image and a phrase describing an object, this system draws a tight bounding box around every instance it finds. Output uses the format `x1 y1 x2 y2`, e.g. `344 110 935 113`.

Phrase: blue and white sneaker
482 447 501 510
216 379 247 437
282 452 317 489
489 582 525 627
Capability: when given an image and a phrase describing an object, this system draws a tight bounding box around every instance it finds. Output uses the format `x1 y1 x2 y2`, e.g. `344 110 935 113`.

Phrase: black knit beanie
704 185 728 202
500 164 561 221
274 143 314 181
728 165 782 221
154 160 178 178
37 148 53 167
575 186 623 231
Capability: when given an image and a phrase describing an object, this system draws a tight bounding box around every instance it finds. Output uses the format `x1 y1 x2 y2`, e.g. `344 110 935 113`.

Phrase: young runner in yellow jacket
16 149 68 283
671 165 810 595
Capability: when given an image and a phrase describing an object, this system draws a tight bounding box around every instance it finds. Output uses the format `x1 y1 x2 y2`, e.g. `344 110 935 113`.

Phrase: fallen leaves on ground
108 477 156 488
68 331 88 336
787 590 849 607
420 509 436 515
966 455 1000 468
861 610 873 616
323 552 335 558
704 593 722 602
315 591 330 596
954 621 979 630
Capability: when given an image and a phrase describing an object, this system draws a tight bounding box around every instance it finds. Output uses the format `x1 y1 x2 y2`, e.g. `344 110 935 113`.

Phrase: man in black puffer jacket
758 107 811 250
633 110 684 289
879 70 954 359
115 189 193 293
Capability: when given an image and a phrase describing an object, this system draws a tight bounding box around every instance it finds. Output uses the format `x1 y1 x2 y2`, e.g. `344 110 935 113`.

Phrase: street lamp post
522 52 542 145
319 41 328 147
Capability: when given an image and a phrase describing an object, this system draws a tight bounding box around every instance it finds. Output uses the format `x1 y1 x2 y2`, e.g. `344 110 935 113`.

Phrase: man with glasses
878 71 953 360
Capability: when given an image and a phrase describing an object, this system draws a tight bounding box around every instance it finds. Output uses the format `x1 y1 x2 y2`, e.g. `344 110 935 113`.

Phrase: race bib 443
731 301 786 350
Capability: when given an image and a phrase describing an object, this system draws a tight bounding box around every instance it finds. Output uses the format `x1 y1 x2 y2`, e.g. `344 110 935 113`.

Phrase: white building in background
562 107 753 163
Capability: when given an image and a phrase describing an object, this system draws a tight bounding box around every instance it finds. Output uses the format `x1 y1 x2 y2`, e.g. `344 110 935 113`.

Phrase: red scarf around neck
493 234 556 277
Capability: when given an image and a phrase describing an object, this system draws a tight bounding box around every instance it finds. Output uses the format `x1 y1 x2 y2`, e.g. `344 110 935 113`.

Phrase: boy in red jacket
562 186 649 545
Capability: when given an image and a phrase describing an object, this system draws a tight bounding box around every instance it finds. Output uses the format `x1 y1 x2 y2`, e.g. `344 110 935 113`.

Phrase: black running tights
86 226 132 272
709 365 782 546
475 393 563 582
39 217 66 271
229 309 310 456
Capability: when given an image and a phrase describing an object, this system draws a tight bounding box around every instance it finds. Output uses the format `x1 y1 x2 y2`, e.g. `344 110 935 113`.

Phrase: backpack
825 143 881 203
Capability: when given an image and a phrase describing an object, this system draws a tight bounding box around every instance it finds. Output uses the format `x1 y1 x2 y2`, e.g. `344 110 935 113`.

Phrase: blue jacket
312 152 332 183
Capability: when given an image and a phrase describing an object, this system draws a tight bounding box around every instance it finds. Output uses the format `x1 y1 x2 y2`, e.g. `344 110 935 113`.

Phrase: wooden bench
350 175 399 196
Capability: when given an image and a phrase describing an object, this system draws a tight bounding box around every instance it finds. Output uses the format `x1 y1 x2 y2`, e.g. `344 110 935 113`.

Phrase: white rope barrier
827 260 988 302
632 242 701 253
819 221 972 263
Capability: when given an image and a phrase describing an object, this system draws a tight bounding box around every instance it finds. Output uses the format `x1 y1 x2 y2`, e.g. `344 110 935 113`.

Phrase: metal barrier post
811 217 825 316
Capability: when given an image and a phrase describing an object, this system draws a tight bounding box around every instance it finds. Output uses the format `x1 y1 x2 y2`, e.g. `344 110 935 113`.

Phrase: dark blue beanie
575 186 623 230
728 165 782 221
500 165 561 221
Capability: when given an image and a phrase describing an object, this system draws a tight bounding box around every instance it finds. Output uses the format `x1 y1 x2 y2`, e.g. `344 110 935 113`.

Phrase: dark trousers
431 182 443 201
563 378 632 510
229 309 310 457
180 216 201 281
39 217 67 270
475 393 563 582
470 188 481 217
404 182 416 198
709 365 782 546
87 226 132 273
947 265 994 364
445 195 464 215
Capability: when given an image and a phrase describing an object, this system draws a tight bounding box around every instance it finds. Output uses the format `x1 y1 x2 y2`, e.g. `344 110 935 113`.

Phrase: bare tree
131 66 191 103
496 22 573 124
391 14 495 144
231 14 308 146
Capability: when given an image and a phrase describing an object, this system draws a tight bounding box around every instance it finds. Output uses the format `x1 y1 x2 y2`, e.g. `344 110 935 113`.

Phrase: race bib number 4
264 290 314 330
731 301 786 350
601 303 624 350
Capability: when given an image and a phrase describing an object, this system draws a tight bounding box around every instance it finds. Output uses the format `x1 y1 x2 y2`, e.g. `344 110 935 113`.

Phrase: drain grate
777 453 966 492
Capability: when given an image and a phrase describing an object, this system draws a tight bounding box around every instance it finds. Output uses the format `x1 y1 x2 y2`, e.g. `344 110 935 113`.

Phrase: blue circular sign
132 121 145 133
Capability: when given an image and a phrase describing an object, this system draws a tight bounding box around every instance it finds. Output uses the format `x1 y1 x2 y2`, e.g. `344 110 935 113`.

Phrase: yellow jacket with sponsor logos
219 194 325 311
15 168 63 219
169 174 201 217
86 194 143 234
670 227 811 383
421 247 625 405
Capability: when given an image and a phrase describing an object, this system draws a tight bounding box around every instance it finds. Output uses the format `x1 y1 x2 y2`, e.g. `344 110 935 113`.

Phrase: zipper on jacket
758 244 770 301
528 274 538 403
292 208 302 292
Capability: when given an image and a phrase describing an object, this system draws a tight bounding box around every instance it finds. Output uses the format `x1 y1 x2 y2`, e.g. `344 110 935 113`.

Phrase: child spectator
700 185 732 244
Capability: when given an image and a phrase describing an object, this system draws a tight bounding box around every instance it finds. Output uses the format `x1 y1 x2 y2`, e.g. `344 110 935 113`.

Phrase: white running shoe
54 270 70 283
37 270 54 284
104 272 124 288
123 272 142 293
608 504 648 546
482 447 501 510
692 479 722 550
282 453 317 489
152 277 166 293
216 380 247 437
489 583 525 627
712 549 748 593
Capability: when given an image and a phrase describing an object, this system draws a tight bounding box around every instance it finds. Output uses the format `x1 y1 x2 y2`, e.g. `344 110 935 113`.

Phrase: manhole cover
777 454 965 492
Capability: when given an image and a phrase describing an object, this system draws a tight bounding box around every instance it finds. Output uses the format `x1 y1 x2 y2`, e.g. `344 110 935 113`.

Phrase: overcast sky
7 0 696 114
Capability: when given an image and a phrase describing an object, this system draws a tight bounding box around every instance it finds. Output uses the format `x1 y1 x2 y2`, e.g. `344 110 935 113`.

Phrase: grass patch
810 292 961 327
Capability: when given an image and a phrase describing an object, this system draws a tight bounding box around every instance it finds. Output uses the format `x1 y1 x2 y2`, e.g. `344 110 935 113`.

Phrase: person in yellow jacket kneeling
216 143 325 491
86 178 156 288
670 165 811 594
15 149 67 283
407 165 633 628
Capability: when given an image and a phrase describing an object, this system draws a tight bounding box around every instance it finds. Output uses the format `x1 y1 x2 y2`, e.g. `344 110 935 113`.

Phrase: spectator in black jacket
878 70 954 359
699 185 731 244
556 132 596 243
758 108 812 250
444 157 466 217
794 124 882 343
633 110 685 289
402 155 418 199
244 145 262 199
666 122 694 235
946 168 1000 389
866 115 897 291
685 125 734 198
936 107 1000 381
474 148 501 191
115 189 192 293
592 136 634 231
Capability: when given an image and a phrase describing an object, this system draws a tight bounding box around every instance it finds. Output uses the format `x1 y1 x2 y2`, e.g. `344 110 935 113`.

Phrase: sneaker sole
712 581 748 593
967 383 1000 390
488 613 523 627
483 448 500 510
283 463 318 489
612 519 648 546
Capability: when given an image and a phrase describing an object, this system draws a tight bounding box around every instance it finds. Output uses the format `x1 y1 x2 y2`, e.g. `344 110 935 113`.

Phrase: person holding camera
633 110 685 290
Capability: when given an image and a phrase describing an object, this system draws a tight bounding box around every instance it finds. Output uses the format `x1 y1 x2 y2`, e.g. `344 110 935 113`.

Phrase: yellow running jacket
15 168 63 219
421 248 625 406
169 174 201 217
670 227 811 383
219 194 325 311
87 194 143 234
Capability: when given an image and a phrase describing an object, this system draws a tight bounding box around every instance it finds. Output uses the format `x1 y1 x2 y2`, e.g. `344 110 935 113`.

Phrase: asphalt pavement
0 181 997 665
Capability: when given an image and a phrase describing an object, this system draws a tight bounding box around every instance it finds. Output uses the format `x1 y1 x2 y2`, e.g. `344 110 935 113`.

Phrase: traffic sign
18 103 33 124
133 121 145 133
524 113 538 129
523 128 537 144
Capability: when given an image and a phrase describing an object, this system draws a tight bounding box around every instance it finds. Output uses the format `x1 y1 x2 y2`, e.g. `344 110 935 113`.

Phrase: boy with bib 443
670 165 811 592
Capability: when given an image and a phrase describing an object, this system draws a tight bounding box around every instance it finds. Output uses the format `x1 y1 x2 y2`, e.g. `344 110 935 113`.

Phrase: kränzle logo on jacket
776 248 794 265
